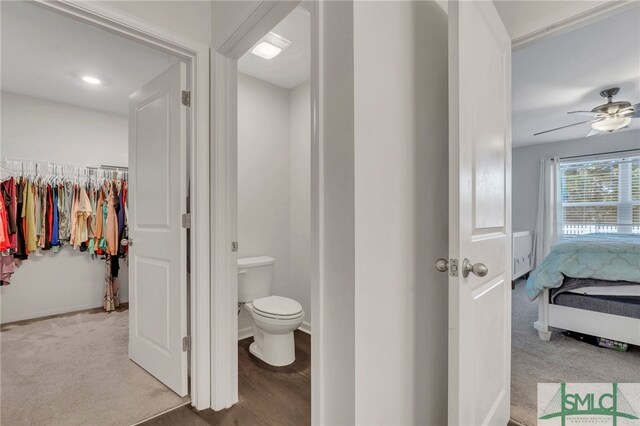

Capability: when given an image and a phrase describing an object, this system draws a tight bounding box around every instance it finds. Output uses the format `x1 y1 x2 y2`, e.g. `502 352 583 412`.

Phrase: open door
448 1 512 425
128 62 188 396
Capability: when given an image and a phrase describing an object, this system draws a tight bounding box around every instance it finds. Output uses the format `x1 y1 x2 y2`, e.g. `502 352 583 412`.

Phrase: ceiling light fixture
591 116 631 133
251 32 291 60
81 75 102 85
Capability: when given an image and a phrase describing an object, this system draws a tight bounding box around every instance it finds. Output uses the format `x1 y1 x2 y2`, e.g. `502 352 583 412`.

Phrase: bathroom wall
0 91 129 323
237 73 311 335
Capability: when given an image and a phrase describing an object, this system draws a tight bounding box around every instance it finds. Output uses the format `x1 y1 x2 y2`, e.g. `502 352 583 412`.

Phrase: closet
0 160 129 320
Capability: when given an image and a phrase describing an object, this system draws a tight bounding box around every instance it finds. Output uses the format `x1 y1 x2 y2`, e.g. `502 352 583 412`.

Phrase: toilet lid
252 296 303 317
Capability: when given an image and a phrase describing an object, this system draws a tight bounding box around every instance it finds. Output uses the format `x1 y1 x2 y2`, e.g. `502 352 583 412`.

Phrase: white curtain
533 157 562 267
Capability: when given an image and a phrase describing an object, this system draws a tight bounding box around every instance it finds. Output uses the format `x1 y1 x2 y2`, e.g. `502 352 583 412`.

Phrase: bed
526 233 640 345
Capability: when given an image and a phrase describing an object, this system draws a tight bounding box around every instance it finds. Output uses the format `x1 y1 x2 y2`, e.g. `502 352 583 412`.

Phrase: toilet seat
252 296 303 320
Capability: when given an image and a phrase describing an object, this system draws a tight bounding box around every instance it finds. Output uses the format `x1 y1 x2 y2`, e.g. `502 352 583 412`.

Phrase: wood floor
142 330 311 426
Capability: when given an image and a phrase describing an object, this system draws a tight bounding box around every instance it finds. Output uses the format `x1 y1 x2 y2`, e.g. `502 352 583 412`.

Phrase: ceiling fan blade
586 128 600 137
567 110 602 117
534 120 592 136
618 103 640 118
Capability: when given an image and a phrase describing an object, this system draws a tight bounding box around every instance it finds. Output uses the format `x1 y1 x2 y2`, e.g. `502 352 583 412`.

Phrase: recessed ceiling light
82 75 102 85
252 42 282 60
251 32 291 60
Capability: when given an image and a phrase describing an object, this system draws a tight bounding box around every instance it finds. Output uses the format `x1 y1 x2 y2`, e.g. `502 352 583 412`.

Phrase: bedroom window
560 155 640 236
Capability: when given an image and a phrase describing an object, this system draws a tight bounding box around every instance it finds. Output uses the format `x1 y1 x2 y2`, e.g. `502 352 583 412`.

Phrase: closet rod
87 165 129 171
559 148 640 161
1 158 128 173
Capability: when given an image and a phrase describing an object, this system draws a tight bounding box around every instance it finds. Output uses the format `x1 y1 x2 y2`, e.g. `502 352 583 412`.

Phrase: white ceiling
237 7 310 89
495 0 614 42
512 5 640 147
1 1 178 116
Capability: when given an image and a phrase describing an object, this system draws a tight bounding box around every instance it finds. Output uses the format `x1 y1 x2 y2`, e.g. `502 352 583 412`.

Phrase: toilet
238 256 304 367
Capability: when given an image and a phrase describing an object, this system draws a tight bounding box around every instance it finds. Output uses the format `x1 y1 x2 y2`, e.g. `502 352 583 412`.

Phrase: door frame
33 0 211 410
209 0 325 417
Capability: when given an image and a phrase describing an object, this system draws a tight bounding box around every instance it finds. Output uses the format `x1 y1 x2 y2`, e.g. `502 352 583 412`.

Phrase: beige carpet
1 308 188 426
511 280 640 425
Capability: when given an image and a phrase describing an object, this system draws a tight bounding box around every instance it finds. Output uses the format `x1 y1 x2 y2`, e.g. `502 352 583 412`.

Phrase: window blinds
560 155 640 235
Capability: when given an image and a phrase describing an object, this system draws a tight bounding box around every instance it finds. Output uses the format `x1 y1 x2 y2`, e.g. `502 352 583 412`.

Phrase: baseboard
237 321 311 340
299 321 311 335
1 303 102 324
132 400 191 425
238 326 253 340
1 300 130 325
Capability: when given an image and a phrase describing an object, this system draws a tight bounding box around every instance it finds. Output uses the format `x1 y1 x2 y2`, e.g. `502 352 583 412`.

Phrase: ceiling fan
534 87 640 137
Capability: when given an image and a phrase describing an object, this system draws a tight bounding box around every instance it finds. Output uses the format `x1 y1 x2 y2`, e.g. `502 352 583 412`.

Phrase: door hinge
182 213 191 229
181 90 191 107
182 336 191 352
231 241 239 252
449 258 459 277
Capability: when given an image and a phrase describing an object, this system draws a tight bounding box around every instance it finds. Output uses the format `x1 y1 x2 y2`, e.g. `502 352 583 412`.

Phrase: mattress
552 293 640 320
526 233 640 300
567 285 640 297
551 277 640 319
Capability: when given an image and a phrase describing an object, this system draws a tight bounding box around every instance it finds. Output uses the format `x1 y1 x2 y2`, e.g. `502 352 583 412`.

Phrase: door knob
435 258 449 272
462 258 488 278
121 238 132 247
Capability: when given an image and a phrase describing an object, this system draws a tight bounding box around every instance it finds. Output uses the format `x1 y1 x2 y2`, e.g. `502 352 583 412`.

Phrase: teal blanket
526 233 640 300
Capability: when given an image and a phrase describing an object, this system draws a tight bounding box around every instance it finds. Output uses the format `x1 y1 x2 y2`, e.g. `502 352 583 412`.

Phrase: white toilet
238 256 304 367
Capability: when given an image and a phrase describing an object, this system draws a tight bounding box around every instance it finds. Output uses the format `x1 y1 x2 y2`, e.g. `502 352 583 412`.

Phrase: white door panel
448 1 512 425
129 62 188 397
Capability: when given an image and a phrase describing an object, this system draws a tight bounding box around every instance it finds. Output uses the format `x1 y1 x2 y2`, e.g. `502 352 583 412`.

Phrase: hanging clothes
22 180 37 253
104 255 120 312
14 179 27 260
58 182 73 243
73 186 93 249
0 194 10 252
99 187 109 253
105 182 119 256
51 186 60 252
94 189 104 253
2 160 128 313
1 177 17 250
0 255 16 286
43 185 53 251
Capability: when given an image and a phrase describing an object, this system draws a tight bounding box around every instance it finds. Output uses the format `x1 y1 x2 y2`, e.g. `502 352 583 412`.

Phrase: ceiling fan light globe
590 116 631 132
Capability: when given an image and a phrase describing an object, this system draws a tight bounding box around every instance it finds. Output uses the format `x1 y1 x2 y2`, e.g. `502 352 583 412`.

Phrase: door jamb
33 0 211 410
510 0 637 48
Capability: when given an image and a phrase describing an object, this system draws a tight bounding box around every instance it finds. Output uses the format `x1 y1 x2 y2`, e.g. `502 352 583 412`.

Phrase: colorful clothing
104 256 120 312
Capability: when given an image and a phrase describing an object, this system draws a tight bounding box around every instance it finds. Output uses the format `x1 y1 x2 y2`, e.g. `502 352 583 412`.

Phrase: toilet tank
238 256 275 303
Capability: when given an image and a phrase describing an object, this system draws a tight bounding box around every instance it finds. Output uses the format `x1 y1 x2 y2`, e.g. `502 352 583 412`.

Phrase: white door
448 1 512 425
128 62 188 396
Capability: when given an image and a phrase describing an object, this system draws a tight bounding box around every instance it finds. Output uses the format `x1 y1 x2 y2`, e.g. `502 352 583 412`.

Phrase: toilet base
249 332 296 367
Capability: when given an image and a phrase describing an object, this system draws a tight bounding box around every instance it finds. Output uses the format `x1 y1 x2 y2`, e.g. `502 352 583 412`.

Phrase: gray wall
512 130 640 233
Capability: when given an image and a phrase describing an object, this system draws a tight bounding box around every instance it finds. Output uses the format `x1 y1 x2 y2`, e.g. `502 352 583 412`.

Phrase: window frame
559 153 640 236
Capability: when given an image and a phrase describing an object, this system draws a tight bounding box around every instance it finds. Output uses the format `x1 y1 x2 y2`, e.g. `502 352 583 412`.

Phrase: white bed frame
534 288 640 346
